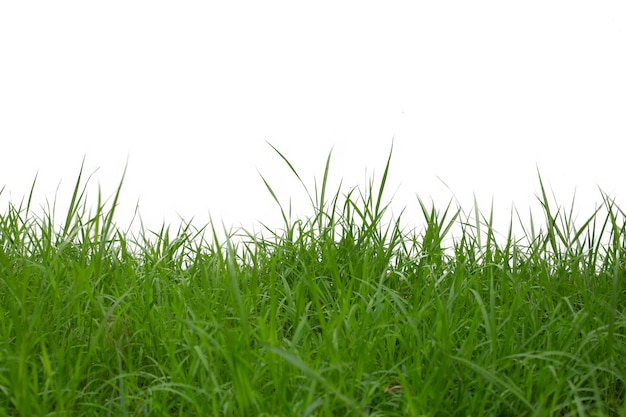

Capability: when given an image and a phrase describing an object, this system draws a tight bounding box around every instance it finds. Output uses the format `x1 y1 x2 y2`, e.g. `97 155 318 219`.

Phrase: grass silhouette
0 145 624 416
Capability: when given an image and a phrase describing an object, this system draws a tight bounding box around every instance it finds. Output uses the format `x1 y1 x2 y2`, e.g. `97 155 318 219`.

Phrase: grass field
1 147 624 416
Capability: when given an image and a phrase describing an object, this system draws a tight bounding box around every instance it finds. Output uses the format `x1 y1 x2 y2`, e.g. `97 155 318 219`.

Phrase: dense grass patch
0 147 624 416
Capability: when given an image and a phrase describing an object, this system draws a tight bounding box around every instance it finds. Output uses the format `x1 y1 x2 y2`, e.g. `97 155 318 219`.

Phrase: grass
0 145 624 416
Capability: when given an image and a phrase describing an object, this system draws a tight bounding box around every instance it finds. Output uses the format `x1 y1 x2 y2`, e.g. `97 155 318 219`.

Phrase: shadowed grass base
0 148 624 416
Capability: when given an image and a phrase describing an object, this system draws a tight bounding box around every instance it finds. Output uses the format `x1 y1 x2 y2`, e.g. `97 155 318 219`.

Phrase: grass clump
0 146 624 416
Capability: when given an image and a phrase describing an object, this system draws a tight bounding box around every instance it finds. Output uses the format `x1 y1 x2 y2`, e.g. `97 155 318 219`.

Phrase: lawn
0 146 624 416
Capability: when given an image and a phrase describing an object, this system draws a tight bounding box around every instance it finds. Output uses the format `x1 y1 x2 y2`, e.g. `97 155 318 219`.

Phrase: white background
1 2 624 244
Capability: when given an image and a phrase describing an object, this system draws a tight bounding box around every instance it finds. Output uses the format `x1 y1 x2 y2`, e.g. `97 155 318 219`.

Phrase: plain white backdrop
1 2 624 243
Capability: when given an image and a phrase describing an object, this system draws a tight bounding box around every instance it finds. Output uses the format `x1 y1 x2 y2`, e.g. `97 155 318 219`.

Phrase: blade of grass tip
258 172 289 228
439 199 460 242
345 189 367 230
208 216 226 266
473 193 481 248
24 172 38 218
505 205 515 249
480 198 495 263
584 204 601 271
518 206 534 249
86 160 126 278
266 141 315 209
91 185 102 255
569 204 602 251
3 174 38 250
539 169 570 256
536 168 559 256
419 197 459 251
315 148 333 234
566 188 579 243
101 158 128 242
591 199 612 270
62 157 87 237
374 141 393 218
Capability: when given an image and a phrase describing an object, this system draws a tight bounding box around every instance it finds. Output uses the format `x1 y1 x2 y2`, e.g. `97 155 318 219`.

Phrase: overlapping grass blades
0 145 624 416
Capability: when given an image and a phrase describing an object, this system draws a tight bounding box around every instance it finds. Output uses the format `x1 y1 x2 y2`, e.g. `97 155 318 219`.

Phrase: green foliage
0 146 624 416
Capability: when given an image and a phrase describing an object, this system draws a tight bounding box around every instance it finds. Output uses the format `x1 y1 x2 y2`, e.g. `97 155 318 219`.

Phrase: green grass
0 145 624 416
